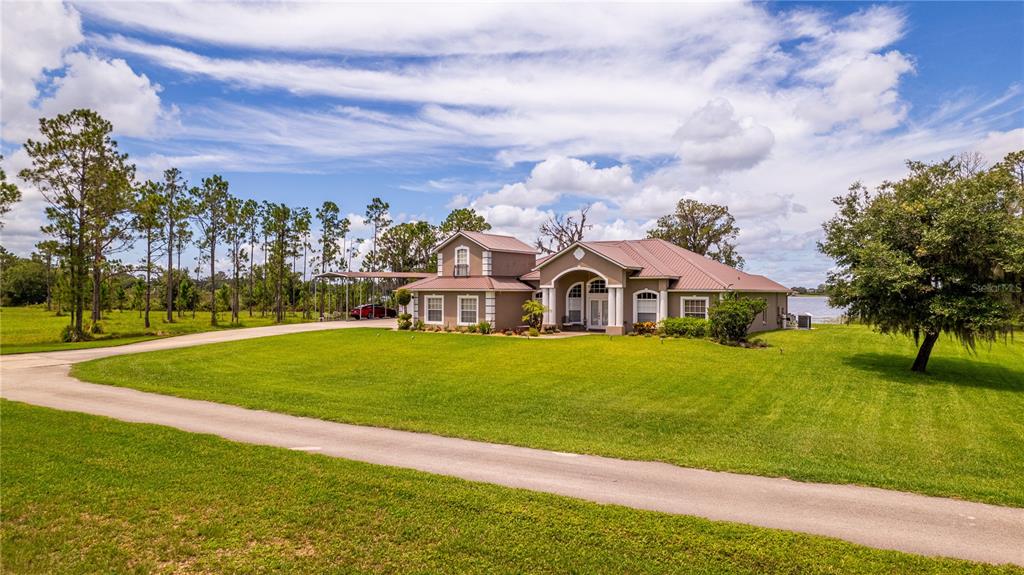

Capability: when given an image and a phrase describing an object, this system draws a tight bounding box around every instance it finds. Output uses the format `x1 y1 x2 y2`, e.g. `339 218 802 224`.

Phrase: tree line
1 109 506 338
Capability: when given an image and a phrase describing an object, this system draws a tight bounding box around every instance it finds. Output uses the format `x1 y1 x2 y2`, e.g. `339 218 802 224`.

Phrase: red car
349 304 397 319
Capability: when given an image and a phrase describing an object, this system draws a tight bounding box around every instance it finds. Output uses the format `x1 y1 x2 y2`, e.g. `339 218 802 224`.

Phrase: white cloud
80 3 738 56
1 2 169 144
0 2 83 141
39 52 167 138
674 99 775 172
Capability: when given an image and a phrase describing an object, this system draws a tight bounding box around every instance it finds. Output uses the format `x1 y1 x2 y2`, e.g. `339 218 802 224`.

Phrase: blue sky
2 1 1022 285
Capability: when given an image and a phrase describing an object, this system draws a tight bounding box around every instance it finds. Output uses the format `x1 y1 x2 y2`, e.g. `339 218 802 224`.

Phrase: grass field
74 324 1024 507
3 401 1017 574
0 306 315 354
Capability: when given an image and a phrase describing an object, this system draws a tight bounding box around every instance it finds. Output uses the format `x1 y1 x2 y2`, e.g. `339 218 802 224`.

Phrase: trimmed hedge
661 317 708 338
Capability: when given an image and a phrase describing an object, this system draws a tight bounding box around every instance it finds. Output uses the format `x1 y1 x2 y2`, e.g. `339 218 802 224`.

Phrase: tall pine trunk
209 225 217 326
144 231 152 329
248 231 255 317
232 242 240 324
44 254 52 311
911 331 939 373
91 237 102 322
166 206 175 323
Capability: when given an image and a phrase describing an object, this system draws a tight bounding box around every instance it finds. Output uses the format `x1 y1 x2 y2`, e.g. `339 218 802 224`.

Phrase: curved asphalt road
2 320 1022 566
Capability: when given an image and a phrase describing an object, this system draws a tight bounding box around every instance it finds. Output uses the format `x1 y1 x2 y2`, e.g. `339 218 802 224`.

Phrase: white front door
589 298 609 328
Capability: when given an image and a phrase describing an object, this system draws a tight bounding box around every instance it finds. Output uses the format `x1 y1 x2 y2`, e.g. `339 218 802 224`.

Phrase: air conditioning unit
797 313 813 330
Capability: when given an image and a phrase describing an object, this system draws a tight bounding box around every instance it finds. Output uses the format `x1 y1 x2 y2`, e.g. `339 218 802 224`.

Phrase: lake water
788 295 846 323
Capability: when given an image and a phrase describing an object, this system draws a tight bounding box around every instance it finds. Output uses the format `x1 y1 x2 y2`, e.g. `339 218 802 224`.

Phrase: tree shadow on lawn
842 353 1024 392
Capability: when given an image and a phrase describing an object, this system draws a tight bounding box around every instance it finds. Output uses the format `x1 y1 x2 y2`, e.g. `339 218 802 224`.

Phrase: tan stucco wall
667 291 719 318
438 241 483 276
495 291 532 329
438 238 534 278
414 292 481 328
492 252 535 277
665 290 789 332
538 246 627 287
413 290 531 331
744 291 788 332
621 279 669 328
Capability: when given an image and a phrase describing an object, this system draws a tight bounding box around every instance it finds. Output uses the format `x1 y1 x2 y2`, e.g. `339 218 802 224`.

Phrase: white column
613 287 624 327
541 288 551 325
659 289 668 322
547 287 557 325
607 287 617 326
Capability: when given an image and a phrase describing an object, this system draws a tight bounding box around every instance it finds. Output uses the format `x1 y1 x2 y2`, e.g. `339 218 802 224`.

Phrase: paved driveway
2 319 1022 566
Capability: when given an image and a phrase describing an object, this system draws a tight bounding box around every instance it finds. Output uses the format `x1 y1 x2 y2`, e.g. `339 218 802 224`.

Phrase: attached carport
313 271 431 321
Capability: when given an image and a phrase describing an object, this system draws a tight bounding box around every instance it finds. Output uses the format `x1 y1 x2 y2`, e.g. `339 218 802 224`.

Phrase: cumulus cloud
0 2 83 141
39 53 167 138
674 99 775 172
1 2 169 144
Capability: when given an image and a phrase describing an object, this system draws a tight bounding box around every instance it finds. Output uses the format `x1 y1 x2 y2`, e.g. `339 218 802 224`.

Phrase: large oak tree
819 152 1024 373
647 199 743 268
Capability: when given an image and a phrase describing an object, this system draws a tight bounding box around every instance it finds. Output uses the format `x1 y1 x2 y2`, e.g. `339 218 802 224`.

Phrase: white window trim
633 289 659 324
482 250 492 276
680 296 710 319
425 295 444 325
587 277 608 294
457 294 479 326
485 291 495 323
454 245 470 276
565 281 584 324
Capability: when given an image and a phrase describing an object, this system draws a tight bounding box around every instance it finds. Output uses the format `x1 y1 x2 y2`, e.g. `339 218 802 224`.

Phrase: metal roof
315 271 432 280
403 275 535 292
434 231 538 254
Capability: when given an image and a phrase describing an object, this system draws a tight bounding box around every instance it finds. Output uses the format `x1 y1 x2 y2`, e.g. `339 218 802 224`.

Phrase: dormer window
454 247 470 276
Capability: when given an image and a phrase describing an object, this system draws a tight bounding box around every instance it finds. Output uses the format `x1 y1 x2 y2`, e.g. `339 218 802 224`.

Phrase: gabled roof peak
434 230 537 254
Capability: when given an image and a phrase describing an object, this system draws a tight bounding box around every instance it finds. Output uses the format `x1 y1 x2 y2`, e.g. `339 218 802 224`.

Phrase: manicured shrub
708 293 767 343
468 323 478 333
661 317 709 338
633 321 657 335
394 289 412 309
477 321 492 334
413 319 425 331
397 313 413 330
522 299 546 330
527 327 539 337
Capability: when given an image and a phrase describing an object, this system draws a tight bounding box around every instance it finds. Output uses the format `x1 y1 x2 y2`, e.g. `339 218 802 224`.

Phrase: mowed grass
74 325 1024 507
0 306 314 354
3 401 1018 575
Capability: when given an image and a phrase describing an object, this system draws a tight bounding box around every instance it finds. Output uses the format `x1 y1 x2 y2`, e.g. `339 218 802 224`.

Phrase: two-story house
405 231 791 335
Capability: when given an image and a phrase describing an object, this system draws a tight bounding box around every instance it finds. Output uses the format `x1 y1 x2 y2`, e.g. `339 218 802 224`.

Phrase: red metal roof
527 239 789 292
404 276 535 292
316 271 432 280
435 231 538 254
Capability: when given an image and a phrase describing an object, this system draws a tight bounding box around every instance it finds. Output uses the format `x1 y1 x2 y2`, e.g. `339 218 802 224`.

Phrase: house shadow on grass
842 353 1024 392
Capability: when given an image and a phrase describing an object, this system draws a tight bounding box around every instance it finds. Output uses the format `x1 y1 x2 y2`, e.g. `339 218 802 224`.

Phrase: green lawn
0 306 315 354
74 325 1024 507
3 401 1017 574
